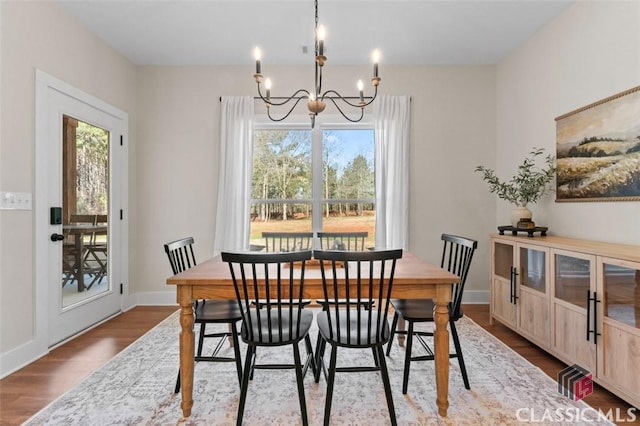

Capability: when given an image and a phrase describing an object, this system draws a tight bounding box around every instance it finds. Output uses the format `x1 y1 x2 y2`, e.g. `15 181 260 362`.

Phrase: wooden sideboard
490 234 640 408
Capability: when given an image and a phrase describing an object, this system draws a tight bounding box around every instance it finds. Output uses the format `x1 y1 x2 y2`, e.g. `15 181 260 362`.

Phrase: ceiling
57 0 574 66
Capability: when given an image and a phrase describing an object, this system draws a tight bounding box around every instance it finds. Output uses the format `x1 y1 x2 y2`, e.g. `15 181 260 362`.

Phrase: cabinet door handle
586 290 602 344
593 291 601 345
512 267 519 304
586 290 592 341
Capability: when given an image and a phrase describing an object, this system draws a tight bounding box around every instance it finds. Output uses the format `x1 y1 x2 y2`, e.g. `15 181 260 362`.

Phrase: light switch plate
0 191 33 210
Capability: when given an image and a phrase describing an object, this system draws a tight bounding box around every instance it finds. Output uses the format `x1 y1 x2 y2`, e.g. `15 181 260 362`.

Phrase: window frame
252 113 375 237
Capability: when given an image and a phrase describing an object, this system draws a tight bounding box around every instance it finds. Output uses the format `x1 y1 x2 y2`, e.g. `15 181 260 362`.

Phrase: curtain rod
219 96 384 102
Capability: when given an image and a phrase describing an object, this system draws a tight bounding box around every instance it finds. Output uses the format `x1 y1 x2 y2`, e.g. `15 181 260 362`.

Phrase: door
43 78 126 346
516 244 549 347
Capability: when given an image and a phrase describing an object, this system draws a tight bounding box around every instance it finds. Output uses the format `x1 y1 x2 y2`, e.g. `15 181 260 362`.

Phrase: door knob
50 233 64 242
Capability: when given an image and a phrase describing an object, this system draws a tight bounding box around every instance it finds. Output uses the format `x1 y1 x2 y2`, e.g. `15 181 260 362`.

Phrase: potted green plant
475 147 556 227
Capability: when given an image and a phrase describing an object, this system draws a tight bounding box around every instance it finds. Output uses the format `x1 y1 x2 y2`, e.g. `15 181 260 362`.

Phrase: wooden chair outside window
262 231 313 253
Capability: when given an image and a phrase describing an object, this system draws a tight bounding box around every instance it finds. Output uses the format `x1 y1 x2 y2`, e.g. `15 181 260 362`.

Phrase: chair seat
195 300 244 322
390 298 461 321
317 310 389 347
241 308 314 345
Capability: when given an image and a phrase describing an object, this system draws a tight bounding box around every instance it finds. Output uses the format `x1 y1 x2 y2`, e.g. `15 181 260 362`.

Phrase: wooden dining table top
166 251 461 300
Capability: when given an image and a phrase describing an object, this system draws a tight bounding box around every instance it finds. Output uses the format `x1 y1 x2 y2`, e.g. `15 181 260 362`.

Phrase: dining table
166 251 460 418
63 224 107 291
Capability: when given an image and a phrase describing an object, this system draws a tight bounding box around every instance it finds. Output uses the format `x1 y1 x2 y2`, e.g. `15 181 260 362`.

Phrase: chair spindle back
222 251 313 343
440 233 478 319
315 249 403 345
164 237 197 275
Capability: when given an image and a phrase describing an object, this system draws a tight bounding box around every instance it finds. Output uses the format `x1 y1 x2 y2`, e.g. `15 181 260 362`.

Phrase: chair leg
372 348 380 367
174 369 181 394
237 345 255 426
304 334 317 378
197 323 206 357
314 334 327 383
323 345 338 426
376 345 397 426
450 321 470 390
293 343 309 426
386 311 399 356
402 321 414 394
231 323 243 387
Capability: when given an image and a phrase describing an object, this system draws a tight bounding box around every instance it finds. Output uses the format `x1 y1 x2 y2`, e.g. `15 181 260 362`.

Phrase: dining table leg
178 289 195 417
433 285 450 417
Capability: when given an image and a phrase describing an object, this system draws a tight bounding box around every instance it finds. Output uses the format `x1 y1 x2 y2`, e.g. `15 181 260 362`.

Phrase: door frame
34 69 129 348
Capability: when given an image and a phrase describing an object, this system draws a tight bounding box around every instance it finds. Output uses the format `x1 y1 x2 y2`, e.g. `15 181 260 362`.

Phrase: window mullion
311 125 323 245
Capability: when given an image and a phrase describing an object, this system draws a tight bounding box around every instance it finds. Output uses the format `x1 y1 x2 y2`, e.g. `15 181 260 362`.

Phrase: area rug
24 309 611 425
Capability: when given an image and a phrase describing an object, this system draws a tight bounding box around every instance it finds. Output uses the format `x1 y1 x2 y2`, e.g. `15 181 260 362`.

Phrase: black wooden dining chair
314 249 403 426
315 231 373 310
386 233 478 393
262 231 313 252
222 250 315 426
164 237 244 394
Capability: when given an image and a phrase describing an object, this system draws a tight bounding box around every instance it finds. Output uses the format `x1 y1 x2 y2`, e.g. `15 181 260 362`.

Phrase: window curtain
213 96 254 254
373 95 411 250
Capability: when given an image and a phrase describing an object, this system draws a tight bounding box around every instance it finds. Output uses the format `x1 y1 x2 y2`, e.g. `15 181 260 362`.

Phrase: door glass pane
554 254 590 308
494 242 513 280
61 115 109 308
520 247 545 292
603 263 640 329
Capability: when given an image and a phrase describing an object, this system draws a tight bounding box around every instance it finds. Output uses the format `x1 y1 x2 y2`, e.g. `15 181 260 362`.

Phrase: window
249 117 375 248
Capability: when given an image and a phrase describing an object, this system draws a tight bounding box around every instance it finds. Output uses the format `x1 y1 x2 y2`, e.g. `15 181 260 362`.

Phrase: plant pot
510 205 532 227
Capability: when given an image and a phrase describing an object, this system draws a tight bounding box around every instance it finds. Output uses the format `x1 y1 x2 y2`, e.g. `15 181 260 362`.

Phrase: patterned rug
24 309 611 425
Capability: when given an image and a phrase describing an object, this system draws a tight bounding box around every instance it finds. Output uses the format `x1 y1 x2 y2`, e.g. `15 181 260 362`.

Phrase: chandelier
252 0 381 127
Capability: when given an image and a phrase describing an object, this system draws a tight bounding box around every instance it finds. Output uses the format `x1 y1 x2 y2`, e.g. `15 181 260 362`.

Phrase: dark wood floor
0 304 637 425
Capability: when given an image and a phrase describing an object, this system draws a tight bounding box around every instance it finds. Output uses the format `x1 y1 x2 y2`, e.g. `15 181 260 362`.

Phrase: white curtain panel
374 95 411 250
213 96 254 254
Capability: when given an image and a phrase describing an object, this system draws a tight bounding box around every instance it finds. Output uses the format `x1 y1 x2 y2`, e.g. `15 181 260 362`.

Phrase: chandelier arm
321 90 366 108
325 97 365 123
257 84 311 107
266 97 307 122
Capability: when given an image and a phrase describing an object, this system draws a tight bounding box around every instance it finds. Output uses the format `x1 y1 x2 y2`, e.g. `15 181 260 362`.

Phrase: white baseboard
133 291 178 306
461 290 489 304
0 339 48 379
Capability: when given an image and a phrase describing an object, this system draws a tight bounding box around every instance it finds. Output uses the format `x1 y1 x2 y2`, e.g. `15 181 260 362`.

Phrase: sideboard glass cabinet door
550 249 596 371
597 257 640 404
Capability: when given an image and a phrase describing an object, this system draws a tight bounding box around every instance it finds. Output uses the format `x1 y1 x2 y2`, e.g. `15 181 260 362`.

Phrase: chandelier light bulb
254 47 262 75
317 25 326 56
265 78 272 100
357 79 364 103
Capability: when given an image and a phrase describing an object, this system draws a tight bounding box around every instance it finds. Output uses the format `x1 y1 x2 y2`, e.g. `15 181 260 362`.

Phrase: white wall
496 1 640 245
132 65 496 304
0 1 136 369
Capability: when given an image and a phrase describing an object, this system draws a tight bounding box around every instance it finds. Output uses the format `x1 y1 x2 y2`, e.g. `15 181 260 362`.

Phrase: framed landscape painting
555 86 640 202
